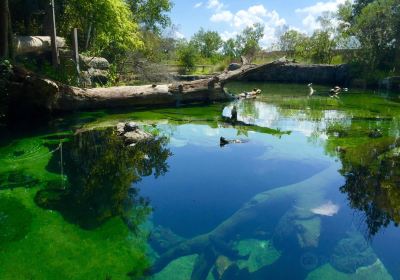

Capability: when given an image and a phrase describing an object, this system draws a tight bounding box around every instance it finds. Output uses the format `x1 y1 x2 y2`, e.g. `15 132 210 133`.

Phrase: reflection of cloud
311 201 340 216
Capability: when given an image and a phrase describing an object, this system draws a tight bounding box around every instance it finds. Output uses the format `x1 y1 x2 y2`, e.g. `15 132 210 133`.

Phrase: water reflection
36 128 171 230
339 138 400 237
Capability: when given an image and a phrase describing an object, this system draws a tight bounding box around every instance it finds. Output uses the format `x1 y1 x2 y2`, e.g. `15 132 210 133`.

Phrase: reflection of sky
157 123 335 165
223 101 350 140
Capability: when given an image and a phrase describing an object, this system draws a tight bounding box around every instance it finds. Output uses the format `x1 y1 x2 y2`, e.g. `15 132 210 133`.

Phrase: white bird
308 83 315 96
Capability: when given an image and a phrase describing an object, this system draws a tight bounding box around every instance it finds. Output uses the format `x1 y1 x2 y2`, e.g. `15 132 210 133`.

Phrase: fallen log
6 60 288 117
14 36 66 55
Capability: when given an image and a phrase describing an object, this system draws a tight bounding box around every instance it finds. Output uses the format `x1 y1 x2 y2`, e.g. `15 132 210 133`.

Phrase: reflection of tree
338 138 400 237
36 128 171 230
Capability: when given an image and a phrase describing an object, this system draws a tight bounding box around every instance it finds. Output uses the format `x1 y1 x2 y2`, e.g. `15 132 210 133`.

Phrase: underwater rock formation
331 231 377 274
150 164 343 280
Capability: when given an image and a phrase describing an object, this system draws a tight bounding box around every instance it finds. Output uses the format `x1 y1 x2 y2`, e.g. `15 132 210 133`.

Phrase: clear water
0 83 399 279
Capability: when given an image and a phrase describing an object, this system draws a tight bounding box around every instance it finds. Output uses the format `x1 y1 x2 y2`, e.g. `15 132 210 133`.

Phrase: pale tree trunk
49 0 59 67
0 0 10 59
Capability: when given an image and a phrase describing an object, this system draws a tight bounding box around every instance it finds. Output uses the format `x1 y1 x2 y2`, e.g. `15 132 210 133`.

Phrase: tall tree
222 38 238 59
278 30 306 58
128 0 173 34
236 23 265 60
191 28 223 58
353 0 399 70
61 0 143 61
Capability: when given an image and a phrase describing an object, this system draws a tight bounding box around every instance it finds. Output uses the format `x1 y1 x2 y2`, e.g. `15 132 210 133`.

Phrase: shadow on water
35 127 172 230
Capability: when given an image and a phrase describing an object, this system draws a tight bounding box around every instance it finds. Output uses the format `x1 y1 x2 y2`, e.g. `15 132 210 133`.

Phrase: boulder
227 63 242 71
331 231 377 273
80 55 110 70
116 122 154 146
80 68 109 87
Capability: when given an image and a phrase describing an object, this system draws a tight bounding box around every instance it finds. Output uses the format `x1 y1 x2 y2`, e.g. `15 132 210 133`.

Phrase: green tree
61 0 143 62
222 38 238 59
191 28 223 58
176 40 199 73
352 0 400 71
278 30 306 58
128 0 173 34
353 0 375 16
236 23 265 60
309 30 337 64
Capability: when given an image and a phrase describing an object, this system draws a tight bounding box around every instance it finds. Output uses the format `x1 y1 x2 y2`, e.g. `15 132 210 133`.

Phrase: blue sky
169 0 346 48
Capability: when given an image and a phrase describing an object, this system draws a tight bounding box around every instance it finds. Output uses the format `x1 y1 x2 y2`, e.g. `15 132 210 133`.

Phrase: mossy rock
34 188 65 210
306 260 393 280
0 196 32 245
234 239 281 272
151 254 198 280
331 231 377 273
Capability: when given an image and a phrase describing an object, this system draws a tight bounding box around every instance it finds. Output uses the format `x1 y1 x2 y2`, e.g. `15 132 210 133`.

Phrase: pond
0 83 399 279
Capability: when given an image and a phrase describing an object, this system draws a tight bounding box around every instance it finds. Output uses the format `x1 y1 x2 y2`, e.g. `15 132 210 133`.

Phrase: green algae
0 129 156 279
151 254 199 280
0 188 150 280
234 239 281 273
306 260 393 280
0 196 32 245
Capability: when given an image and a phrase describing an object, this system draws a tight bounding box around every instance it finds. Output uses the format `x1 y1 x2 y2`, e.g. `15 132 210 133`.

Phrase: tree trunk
49 0 59 67
0 0 9 59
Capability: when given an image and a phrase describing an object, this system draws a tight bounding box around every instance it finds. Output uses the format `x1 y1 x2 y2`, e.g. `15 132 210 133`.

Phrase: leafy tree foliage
236 23 265 59
222 38 238 59
176 40 199 72
191 28 223 58
278 30 306 58
351 0 400 71
128 0 173 34
61 0 142 62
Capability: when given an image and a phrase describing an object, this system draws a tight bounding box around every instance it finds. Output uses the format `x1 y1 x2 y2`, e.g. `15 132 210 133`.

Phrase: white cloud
295 0 348 32
210 11 233 22
174 31 185 39
207 0 224 11
220 31 237 41
194 2 203 8
209 4 287 47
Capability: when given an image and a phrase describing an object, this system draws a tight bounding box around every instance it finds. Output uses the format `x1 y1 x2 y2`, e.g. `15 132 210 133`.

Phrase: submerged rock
215 255 234 279
151 254 198 280
150 226 185 254
306 260 393 280
234 239 281 273
331 231 377 274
